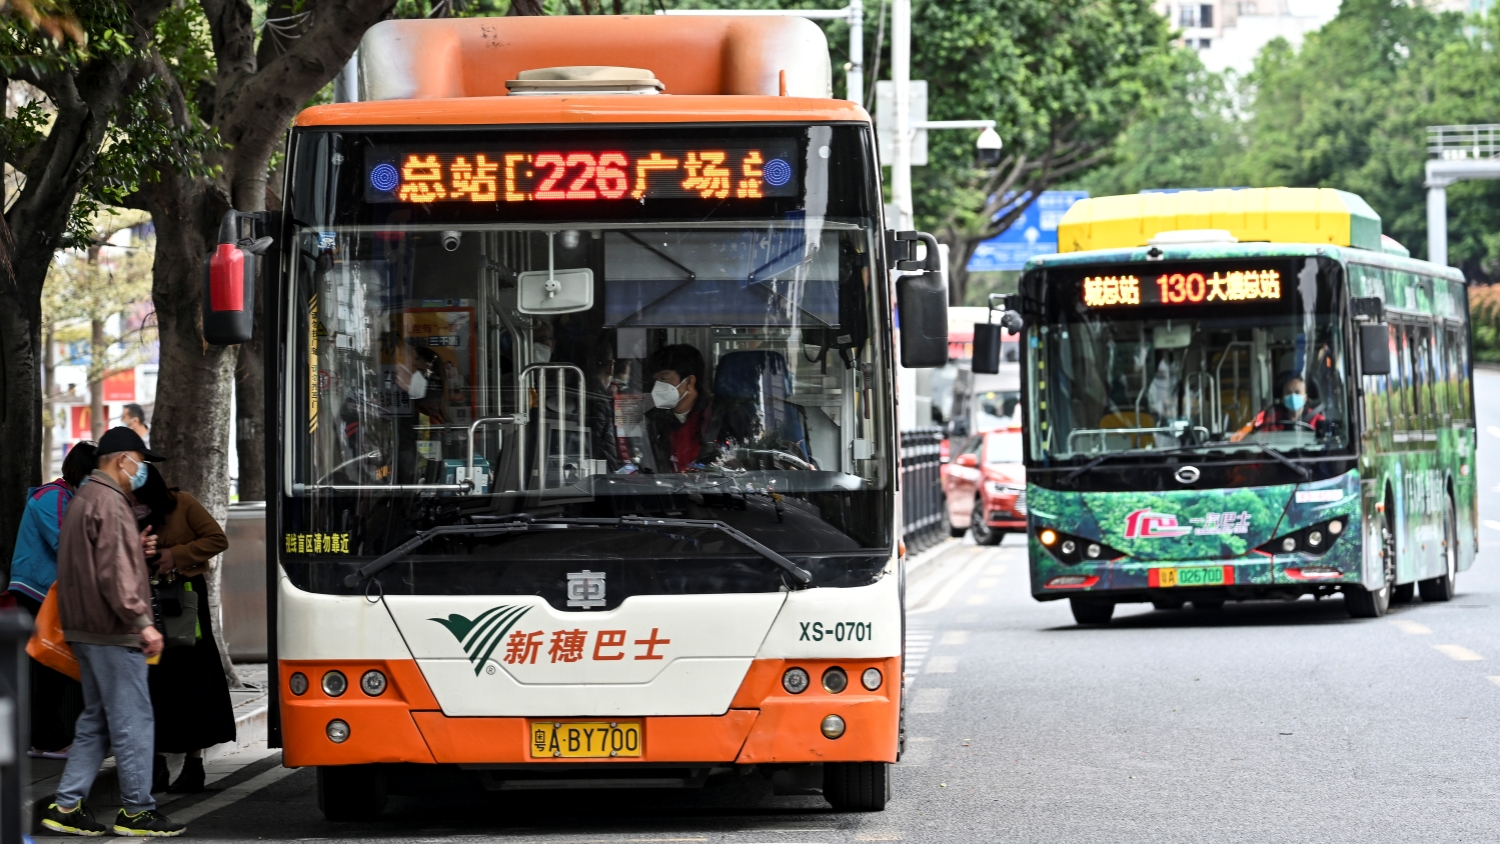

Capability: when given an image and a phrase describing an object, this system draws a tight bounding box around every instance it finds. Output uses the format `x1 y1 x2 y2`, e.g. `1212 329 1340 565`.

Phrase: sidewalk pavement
28 663 273 829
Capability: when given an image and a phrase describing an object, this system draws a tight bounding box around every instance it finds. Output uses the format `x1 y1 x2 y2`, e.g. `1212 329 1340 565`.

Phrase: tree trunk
90 318 106 438
0 288 42 579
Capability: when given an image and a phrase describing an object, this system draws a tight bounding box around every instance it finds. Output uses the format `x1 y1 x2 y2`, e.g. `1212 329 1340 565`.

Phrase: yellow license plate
530 721 642 758
1149 565 1232 588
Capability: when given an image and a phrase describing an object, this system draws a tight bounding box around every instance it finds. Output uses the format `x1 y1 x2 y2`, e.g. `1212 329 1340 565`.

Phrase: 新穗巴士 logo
430 605 532 675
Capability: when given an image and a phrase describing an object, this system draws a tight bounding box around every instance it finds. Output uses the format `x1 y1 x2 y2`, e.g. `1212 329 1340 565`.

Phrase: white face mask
533 344 552 364
651 380 682 409
408 370 428 401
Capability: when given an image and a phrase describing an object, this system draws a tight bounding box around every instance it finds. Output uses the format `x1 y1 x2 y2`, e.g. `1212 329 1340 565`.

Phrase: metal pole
1427 181 1448 268
0 612 29 844
847 0 864 107
892 0 913 230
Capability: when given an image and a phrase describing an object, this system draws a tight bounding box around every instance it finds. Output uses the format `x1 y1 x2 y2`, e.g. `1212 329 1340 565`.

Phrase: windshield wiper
1061 439 1311 483
344 515 812 588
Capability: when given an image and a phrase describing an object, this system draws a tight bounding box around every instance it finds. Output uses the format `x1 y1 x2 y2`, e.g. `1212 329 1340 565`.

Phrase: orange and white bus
242 14 950 819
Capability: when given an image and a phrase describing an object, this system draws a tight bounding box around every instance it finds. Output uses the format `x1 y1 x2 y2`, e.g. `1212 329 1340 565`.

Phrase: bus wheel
317 765 387 821
1347 510 1395 618
1069 598 1114 625
1419 497 1459 602
971 498 1001 545
823 762 890 811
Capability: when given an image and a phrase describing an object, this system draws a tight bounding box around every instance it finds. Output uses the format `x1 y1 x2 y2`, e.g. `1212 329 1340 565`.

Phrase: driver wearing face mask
644 344 721 473
1233 374 1326 439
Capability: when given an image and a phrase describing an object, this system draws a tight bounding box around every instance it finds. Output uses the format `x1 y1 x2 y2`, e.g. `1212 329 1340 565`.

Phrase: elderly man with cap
40 427 186 837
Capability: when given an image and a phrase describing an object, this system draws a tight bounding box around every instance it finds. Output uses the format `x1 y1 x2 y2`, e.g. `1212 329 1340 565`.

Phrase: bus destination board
1081 269 1284 308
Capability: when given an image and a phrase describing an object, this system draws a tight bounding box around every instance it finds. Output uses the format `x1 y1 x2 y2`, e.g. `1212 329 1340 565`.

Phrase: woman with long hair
132 464 233 793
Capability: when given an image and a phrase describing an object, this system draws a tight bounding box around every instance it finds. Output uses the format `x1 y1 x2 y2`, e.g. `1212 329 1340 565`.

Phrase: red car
940 428 1027 545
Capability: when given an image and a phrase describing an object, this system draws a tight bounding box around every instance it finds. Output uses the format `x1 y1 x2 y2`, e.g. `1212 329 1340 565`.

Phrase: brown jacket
57 470 152 646
156 492 226 578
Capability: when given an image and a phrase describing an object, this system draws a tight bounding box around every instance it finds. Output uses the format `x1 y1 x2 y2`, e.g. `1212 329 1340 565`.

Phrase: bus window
1414 321 1433 434
1392 322 1410 437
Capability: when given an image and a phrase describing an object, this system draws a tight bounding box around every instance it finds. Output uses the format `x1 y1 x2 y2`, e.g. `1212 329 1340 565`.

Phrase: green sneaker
111 809 185 837
39 802 107 836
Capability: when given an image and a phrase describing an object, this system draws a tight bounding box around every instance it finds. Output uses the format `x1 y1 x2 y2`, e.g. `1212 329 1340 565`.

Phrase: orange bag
26 587 79 681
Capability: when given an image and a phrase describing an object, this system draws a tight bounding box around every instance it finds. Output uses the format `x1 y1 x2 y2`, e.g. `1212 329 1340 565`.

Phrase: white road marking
910 688 951 713
1389 619 1432 634
910 554 988 615
1486 677 1500 688
1434 644 1484 661
939 630 969 646
966 595 988 605
984 565 1006 575
169 762 301 825
899 736 934 767
1484 520 1500 532
926 656 958 674
976 577 998 588
1487 425 1500 438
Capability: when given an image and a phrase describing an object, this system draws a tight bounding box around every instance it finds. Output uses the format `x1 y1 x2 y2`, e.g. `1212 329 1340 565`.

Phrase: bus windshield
1026 256 1352 465
282 124 893 567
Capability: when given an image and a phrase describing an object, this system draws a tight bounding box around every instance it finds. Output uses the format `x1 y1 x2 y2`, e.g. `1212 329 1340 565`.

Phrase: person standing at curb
40 427 187 838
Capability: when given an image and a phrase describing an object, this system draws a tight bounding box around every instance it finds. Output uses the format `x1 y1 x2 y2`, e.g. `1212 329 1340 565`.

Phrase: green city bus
1008 188 1476 623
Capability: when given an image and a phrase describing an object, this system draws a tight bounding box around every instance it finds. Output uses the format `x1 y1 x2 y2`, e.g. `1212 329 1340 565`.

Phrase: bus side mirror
895 231 948 368
1360 323 1391 375
972 323 1002 374
202 210 269 346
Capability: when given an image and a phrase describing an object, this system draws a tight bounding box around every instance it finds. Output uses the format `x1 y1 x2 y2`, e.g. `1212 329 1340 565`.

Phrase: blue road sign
966 190 1089 272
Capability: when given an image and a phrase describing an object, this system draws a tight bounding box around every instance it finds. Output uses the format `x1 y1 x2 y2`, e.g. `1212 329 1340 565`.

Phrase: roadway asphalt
87 369 1500 843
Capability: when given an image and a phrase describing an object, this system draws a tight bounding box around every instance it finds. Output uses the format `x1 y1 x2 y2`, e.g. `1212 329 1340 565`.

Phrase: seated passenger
1231 375 1324 440
645 344 719 472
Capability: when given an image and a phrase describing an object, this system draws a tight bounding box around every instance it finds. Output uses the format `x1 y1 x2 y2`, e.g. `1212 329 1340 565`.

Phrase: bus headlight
321 670 348 697
360 670 387 696
782 667 810 694
861 667 883 691
1257 518 1346 557
822 667 848 694
820 714 846 739
326 719 350 743
1038 529 1122 565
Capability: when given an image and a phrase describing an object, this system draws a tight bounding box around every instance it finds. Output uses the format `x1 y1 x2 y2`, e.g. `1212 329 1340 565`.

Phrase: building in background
1156 1 1341 74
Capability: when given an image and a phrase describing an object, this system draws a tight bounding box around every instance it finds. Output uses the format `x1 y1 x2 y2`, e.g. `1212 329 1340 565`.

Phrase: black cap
96 426 166 462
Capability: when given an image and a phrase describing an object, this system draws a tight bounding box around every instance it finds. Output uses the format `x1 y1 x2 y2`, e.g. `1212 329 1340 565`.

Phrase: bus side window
1452 323 1472 424
1392 321 1409 436
1430 319 1448 427
1416 321 1434 434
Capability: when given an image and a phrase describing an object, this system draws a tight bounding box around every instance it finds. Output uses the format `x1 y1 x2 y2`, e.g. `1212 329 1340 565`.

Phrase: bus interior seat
713 350 813 464
1098 409 1156 450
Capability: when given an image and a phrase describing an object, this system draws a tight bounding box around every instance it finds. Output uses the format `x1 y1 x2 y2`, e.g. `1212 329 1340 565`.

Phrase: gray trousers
55 642 155 813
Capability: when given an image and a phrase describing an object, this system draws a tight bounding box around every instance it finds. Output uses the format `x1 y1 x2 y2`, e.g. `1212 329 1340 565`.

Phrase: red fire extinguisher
202 210 273 346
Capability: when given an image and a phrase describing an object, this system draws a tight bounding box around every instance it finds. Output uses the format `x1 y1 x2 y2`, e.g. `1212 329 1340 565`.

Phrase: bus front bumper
278 657 901 768
1030 549 1364 602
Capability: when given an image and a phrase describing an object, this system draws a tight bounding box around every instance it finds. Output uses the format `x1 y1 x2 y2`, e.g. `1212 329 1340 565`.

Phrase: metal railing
900 427 945 553
1428 124 1500 161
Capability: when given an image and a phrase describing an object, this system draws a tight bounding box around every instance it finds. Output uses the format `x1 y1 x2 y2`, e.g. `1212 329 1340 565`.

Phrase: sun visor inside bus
603 230 838 327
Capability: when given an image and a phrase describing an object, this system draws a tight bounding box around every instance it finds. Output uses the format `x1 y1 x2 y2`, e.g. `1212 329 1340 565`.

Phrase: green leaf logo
430 605 532 675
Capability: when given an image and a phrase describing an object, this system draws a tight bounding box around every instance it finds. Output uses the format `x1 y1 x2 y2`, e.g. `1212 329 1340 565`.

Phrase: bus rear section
269 16 906 818
1016 189 1477 624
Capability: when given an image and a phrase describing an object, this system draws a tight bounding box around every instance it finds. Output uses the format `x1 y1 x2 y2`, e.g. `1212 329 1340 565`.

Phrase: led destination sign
1082 268 1283 308
365 142 800 205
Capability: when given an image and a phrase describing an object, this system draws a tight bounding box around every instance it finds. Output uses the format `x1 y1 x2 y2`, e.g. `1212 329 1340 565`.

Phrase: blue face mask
1283 393 1306 413
126 457 149 491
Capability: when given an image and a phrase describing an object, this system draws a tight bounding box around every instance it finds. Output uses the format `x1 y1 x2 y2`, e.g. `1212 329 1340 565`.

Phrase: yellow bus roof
1056 188 1383 253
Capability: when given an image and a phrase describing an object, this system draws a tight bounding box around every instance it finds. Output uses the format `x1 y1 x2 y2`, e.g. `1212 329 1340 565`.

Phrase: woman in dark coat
133 465 235 793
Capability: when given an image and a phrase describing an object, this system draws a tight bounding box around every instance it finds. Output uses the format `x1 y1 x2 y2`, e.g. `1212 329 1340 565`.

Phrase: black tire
1347 503 1395 619
1152 597 1186 610
317 766 387 821
940 503 966 539
1191 599 1225 611
1069 597 1114 625
1419 496 1458 602
971 497 1002 545
824 761 891 811
1391 582 1416 604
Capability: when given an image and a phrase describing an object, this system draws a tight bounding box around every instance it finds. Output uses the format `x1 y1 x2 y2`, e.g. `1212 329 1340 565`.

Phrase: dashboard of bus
276 124 895 584
1021 256 1357 490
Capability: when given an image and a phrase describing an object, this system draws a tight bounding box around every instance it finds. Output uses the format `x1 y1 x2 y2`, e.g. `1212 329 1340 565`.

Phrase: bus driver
1231 374 1325 440
645 344 721 473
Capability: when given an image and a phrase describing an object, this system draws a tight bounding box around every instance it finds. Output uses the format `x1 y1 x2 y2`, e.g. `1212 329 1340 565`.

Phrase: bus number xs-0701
799 622 874 642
